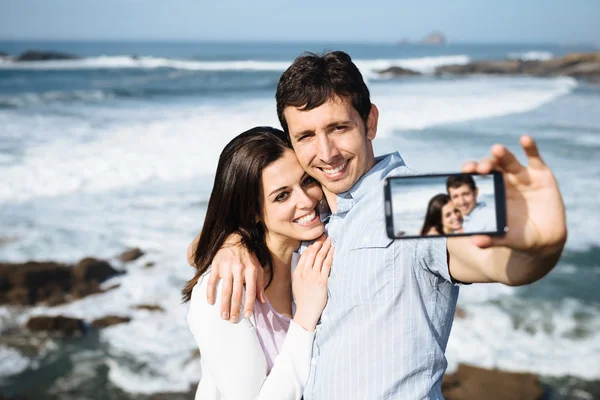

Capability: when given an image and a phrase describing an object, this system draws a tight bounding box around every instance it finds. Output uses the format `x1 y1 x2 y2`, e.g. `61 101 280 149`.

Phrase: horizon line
0 37 597 47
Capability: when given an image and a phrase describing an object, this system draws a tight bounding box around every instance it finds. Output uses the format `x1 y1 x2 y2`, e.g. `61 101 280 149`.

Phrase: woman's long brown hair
182 127 293 302
420 193 451 236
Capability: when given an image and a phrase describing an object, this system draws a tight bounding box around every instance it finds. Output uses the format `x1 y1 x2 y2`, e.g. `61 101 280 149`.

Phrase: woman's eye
275 192 289 202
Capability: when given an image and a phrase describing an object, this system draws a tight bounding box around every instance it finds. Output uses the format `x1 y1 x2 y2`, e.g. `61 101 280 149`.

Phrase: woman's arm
187 276 315 400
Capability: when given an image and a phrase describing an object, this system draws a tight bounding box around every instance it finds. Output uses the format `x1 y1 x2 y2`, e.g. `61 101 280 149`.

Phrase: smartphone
383 172 507 239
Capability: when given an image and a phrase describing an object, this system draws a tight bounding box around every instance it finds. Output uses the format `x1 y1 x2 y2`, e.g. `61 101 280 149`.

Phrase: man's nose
317 134 341 164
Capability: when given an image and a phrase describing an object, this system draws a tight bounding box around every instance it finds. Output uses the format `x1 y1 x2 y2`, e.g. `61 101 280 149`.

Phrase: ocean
0 41 599 399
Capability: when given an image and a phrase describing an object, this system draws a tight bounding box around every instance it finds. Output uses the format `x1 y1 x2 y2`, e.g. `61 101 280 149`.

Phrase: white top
187 268 315 400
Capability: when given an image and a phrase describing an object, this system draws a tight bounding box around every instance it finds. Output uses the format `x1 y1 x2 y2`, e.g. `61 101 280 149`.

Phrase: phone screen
384 172 507 239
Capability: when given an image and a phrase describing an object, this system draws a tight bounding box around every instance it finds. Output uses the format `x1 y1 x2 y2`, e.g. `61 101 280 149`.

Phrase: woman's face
441 202 462 233
260 149 324 245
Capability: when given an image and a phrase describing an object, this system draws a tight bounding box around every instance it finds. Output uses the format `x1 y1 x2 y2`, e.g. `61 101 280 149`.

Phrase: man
188 51 566 399
446 174 496 232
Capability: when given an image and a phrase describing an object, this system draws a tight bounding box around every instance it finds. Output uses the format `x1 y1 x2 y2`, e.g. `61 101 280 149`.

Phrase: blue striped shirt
305 152 459 399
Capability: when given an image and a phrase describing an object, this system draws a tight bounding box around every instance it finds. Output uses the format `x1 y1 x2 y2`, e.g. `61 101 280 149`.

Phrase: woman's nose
296 189 316 209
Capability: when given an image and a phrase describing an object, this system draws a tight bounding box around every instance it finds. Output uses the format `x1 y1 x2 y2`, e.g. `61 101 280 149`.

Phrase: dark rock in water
377 66 421 76
442 364 543 400
435 52 600 82
146 386 197 400
0 258 120 306
70 280 102 299
560 61 600 78
184 348 201 366
133 304 165 312
15 50 78 62
103 283 121 292
0 262 72 305
118 248 144 262
436 60 521 75
73 257 119 283
91 315 131 328
25 315 85 336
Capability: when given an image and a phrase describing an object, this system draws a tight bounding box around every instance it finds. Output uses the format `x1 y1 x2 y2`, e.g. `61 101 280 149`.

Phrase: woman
420 193 464 236
182 126 332 400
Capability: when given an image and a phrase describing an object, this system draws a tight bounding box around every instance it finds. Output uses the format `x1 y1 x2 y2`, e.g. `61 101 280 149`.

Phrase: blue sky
1 0 598 43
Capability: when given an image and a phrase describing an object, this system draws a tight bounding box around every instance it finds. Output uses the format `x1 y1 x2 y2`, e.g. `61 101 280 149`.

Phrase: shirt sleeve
415 237 455 283
187 274 315 400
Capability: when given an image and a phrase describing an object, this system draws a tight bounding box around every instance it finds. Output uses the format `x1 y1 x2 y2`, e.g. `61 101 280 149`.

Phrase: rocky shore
378 52 600 82
0 250 597 399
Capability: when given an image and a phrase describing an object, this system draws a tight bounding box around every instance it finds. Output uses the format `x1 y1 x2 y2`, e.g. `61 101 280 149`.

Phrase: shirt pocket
338 229 394 306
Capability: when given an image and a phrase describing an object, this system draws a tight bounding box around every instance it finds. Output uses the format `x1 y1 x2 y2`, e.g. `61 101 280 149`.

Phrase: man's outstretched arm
447 135 567 285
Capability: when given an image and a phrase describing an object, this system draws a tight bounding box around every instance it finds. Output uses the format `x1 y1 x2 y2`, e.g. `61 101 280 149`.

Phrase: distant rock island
421 32 447 45
0 49 79 62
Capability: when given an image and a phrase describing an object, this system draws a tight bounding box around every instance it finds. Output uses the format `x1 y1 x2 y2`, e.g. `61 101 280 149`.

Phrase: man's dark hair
446 174 477 192
276 51 371 134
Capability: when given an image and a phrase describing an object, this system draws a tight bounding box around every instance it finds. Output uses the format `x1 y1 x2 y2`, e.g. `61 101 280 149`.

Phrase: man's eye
335 125 346 131
297 134 311 142
275 192 289 202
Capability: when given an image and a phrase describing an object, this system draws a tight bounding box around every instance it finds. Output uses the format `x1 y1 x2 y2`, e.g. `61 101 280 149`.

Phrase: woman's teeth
323 161 347 175
295 210 316 224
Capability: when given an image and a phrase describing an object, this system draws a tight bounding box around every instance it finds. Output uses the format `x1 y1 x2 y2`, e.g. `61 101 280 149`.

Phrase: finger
206 268 220 305
321 245 334 278
474 156 498 175
229 268 244 323
470 234 509 249
520 135 546 169
256 265 266 304
243 266 258 319
313 238 331 271
461 161 478 174
490 144 523 175
219 275 233 320
299 241 322 272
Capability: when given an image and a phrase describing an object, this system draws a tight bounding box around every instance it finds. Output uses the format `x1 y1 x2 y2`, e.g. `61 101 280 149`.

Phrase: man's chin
322 179 354 195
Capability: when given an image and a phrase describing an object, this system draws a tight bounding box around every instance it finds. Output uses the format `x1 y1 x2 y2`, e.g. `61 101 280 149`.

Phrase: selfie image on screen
390 174 497 237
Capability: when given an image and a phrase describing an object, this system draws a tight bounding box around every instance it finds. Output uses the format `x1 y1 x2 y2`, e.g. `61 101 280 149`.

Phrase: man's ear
366 104 379 141
474 187 479 199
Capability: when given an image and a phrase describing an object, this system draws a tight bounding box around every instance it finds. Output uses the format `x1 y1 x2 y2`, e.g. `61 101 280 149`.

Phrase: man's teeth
323 161 347 175
295 211 316 224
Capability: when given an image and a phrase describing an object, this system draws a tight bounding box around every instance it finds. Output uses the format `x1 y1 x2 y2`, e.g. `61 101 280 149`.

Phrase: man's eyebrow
269 186 288 197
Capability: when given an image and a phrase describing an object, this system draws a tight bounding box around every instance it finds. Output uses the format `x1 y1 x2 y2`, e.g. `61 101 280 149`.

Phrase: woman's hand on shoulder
292 235 333 332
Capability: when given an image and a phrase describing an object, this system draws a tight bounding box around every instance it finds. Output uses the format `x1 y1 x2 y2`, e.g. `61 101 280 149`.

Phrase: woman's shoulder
188 270 214 317
188 268 253 325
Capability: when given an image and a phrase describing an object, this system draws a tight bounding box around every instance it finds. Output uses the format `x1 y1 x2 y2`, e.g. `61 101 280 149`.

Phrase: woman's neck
263 235 299 316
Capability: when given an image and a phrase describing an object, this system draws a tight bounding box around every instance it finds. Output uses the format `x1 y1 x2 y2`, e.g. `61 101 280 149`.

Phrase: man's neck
324 189 338 213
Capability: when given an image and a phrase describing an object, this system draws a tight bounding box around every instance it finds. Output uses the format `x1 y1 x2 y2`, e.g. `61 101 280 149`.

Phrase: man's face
283 96 378 195
448 184 478 216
